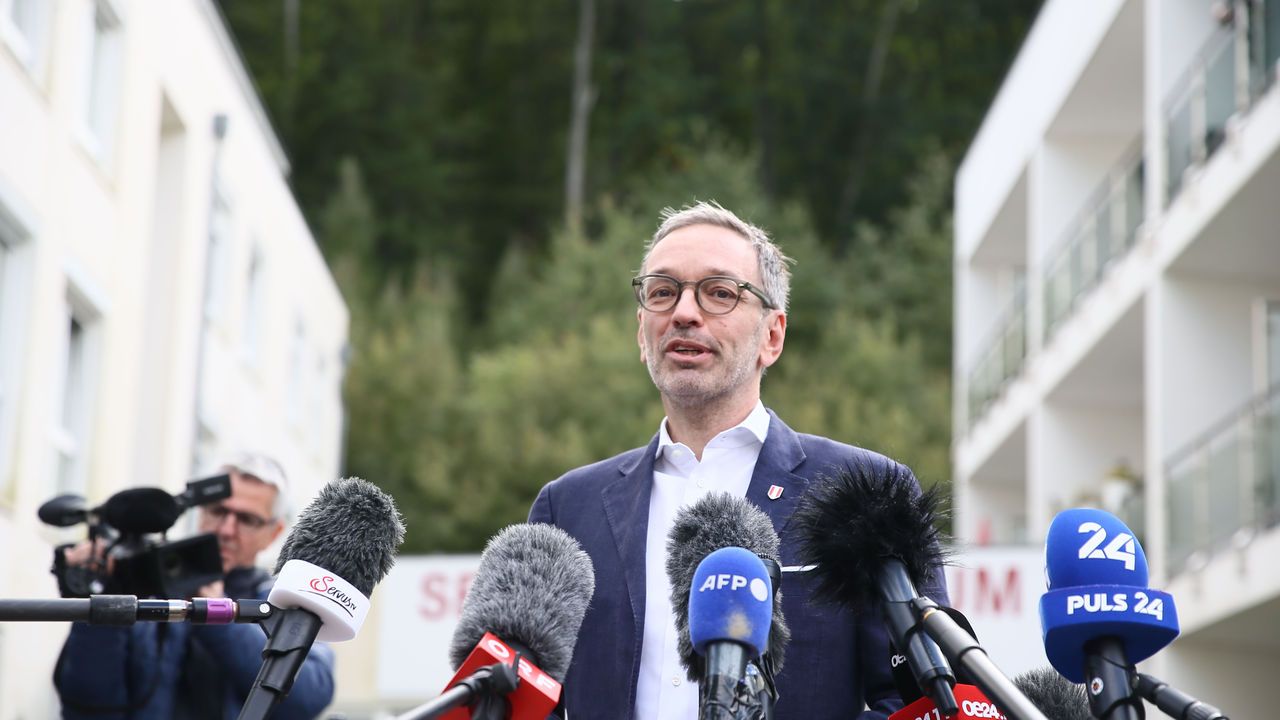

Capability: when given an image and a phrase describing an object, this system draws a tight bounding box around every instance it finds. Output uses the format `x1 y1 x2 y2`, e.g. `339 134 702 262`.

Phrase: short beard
644 319 765 409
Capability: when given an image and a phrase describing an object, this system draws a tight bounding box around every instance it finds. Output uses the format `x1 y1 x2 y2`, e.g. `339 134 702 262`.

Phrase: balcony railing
966 285 1027 428
1043 144 1144 340
1165 384 1280 577
1166 3 1279 204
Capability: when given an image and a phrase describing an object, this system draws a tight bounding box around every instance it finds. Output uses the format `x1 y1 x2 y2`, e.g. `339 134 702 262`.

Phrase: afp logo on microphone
697 572 770 602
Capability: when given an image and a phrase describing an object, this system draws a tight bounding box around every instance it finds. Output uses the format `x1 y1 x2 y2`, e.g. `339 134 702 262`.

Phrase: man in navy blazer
529 201 948 719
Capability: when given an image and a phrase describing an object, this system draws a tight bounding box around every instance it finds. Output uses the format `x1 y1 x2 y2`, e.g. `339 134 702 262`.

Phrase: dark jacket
55 566 335 720
529 409 950 720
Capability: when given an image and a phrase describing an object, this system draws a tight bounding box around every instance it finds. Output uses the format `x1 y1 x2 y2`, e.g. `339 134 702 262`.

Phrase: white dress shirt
633 402 771 720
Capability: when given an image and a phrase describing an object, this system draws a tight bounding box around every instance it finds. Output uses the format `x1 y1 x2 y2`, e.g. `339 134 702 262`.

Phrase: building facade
0 0 348 716
954 0 1280 716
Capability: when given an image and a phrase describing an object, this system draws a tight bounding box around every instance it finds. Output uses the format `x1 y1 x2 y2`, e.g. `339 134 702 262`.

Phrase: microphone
101 487 183 534
1134 672 1229 720
38 494 89 527
402 522 593 720
1012 668 1091 720
239 477 405 720
789 461 958 716
1040 508 1179 720
667 493 790 717
889 608 1021 720
890 684 1009 720
688 547 774 720
890 605 985 704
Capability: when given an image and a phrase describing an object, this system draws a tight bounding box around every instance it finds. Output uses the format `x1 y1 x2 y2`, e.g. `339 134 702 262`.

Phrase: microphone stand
909 597 1050 720
395 661 519 720
1136 673 1229 720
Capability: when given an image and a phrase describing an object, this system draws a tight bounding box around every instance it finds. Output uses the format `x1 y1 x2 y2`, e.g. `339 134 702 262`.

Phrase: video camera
38 474 232 599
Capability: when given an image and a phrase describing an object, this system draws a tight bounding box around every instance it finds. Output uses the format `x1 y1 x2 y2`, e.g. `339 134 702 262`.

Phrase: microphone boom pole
1136 673 1229 720
911 597 1049 720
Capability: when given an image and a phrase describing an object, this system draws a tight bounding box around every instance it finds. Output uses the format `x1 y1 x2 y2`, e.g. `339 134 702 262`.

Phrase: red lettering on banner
419 573 448 620
974 568 1020 615
457 572 474 618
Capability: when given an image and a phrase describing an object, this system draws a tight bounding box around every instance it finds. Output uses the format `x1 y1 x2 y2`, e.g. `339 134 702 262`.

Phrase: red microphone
437 633 561 720
891 684 1007 720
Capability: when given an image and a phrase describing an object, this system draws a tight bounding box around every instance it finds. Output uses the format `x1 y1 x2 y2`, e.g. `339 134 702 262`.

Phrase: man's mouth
666 339 712 357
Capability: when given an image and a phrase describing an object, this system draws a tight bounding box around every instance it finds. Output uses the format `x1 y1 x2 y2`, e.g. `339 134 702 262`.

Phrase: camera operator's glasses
203 504 273 530
632 274 777 315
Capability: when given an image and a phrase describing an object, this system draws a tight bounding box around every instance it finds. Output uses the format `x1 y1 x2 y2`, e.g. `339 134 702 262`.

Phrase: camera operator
53 454 335 720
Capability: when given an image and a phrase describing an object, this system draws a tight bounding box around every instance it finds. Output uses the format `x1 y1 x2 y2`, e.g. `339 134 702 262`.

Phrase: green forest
218 0 1040 552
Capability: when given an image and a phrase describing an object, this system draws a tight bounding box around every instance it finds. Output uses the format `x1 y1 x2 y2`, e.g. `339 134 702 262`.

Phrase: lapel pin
767 484 784 500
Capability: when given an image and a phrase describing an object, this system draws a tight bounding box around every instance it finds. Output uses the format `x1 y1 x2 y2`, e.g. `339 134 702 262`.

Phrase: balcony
1043 143 1144 340
1166 3 1280 204
966 285 1027 428
1166 384 1280 577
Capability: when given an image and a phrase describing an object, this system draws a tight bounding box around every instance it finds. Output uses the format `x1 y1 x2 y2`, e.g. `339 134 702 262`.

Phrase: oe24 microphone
238 477 406 720
790 461 958 717
889 608 1009 720
688 547 774 720
1040 508 1179 720
667 493 791 717
407 522 593 720
891 605 985 704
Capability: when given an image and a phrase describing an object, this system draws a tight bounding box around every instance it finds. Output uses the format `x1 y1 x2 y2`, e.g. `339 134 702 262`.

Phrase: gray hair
222 452 290 521
642 201 793 314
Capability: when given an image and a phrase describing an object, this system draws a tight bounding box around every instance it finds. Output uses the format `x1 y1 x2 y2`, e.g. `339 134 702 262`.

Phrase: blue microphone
688 547 773 720
1040 508 1179 720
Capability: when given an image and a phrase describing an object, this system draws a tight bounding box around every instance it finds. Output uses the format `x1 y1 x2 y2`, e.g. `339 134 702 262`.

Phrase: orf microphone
401 523 593 720
238 477 405 720
790 461 957 716
1040 508 1179 720
688 547 774 720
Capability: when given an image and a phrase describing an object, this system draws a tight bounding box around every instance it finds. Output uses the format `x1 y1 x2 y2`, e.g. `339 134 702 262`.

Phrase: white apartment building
955 0 1280 716
0 0 348 716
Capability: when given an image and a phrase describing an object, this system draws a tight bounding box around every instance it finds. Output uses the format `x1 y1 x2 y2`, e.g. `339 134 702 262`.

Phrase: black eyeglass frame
631 273 779 315
201 503 276 531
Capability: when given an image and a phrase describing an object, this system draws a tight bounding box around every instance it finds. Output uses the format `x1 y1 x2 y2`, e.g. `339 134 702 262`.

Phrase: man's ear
759 311 787 369
637 307 647 364
267 519 286 546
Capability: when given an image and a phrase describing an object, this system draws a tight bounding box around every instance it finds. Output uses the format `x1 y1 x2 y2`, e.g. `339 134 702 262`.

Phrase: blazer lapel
601 434 659 642
746 410 809 566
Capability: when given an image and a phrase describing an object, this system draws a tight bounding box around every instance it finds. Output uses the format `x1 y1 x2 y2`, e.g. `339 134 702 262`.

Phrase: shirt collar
656 401 770 458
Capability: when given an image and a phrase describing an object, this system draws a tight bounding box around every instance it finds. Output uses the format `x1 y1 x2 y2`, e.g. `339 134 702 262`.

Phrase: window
51 294 101 496
241 244 264 362
78 0 124 166
1 0 51 77
0 187 35 494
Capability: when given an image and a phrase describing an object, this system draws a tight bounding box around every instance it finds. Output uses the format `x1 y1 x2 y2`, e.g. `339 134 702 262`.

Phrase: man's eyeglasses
203 504 274 531
632 274 778 315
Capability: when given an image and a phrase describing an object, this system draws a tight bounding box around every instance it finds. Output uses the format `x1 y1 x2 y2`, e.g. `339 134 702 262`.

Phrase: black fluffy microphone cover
448 523 595 682
789 459 949 611
101 488 182 535
1013 667 1092 720
273 477 405 597
666 493 790 682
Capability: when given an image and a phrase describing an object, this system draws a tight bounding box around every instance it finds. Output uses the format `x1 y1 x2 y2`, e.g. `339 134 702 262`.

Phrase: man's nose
670 286 703 325
215 513 239 534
